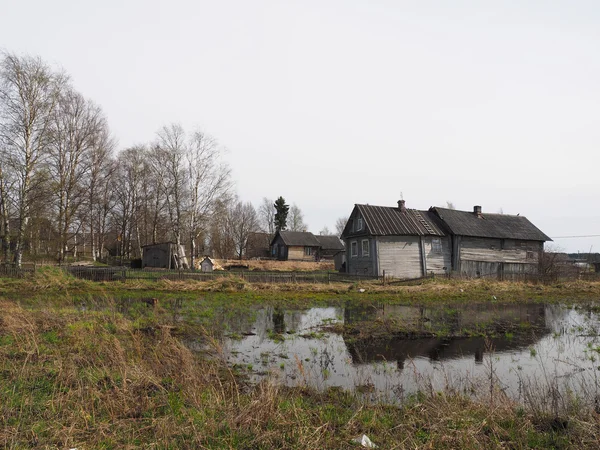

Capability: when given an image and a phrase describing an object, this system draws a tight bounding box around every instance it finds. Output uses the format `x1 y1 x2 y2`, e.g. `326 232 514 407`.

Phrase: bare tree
186 130 231 269
446 201 456 210
335 216 348 237
288 203 306 232
83 123 115 261
228 200 259 259
258 197 275 235
319 226 331 235
48 88 106 263
0 52 65 266
152 124 187 266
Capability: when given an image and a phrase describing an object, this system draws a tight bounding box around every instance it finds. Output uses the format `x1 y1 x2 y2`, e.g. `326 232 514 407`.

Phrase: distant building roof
345 204 446 237
431 207 552 241
315 235 345 251
272 231 321 247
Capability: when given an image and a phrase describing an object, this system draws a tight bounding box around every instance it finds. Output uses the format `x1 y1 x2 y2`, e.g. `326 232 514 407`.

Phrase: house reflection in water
343 303 548 366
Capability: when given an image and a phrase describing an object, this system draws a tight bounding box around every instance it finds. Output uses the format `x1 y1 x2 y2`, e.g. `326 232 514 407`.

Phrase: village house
270 231 322 261
341 200 450 278
341 200 551 279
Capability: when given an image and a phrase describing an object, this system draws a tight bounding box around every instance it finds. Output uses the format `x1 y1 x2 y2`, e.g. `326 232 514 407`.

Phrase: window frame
356 217 363 231
361 239 370 257
432 238 442 254
351 241 358 257
304 246 312 256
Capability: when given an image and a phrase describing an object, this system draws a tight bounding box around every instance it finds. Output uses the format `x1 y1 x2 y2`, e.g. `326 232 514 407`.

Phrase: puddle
212 302 600 403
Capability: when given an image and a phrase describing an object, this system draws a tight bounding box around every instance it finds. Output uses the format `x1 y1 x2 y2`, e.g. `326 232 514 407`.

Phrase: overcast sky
1 0 599 252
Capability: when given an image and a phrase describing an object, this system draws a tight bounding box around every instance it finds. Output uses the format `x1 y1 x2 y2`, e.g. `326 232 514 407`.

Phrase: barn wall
376 236 423 279
459 237 543 277
422 236 452 275
142 243 173 269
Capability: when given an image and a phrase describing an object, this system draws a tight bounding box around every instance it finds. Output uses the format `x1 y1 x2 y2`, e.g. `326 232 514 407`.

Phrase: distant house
271 231 321 261
315 235 345 259
341 200 450 278
245 232 272 259
341 200 552 279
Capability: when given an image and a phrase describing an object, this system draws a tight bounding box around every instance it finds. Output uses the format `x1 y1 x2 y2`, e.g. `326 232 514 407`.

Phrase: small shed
142 242 189 269
200 257 215 273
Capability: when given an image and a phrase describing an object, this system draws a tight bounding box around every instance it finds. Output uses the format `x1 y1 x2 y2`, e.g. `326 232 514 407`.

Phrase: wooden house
429 206 551 278
245 232 272 259
340 201 450 278
270 231 322 261
315 235 345 260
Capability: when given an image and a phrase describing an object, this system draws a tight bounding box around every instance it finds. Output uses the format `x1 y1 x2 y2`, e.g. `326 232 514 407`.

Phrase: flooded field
203 302 600 404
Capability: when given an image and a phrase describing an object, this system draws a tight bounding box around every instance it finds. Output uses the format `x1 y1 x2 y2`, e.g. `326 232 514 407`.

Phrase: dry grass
218 259 335 272
1 298 600 448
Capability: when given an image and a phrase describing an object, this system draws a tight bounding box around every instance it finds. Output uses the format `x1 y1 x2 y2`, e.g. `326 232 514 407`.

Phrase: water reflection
217 302 600 403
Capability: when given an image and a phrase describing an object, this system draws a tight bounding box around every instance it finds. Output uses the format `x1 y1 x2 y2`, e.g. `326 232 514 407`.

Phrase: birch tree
186 130 231 268
0 53 65 266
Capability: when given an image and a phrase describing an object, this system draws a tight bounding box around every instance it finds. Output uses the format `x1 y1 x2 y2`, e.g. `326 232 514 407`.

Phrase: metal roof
352 204 446 237
431 207 552 241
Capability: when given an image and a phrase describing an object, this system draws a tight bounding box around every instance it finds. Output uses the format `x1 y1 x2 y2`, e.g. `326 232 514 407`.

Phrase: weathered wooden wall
346 238 376 275
142 243 173 269
422 236 452 275
287 246 317 261
459 237 542 277
376 236 422 279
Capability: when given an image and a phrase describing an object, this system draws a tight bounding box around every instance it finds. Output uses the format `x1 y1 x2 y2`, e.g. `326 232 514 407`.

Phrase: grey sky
2 0 599 252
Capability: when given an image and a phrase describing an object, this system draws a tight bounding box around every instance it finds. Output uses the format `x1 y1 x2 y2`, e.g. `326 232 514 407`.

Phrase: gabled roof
315 235 345 251
271 231 321 247
431 207 552 241
343 204 446 237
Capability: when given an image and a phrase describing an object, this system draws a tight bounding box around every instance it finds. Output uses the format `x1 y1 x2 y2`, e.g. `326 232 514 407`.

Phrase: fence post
383 270 385 285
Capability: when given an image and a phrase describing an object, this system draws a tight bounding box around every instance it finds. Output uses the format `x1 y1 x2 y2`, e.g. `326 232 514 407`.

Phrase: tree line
0 52 347 267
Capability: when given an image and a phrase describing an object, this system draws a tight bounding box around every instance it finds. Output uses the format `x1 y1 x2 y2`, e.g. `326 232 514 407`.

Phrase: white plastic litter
358 288 366 293
353 434 377 448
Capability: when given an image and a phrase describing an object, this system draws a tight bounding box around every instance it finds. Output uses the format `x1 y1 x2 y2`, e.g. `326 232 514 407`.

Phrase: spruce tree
273 196 289 232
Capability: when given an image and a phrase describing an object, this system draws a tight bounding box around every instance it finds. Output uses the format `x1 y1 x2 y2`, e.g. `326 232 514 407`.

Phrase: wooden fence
1 265 598 285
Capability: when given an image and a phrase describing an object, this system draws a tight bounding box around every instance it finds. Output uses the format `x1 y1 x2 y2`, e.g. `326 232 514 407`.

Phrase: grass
3 266 600 306
1 297 600 448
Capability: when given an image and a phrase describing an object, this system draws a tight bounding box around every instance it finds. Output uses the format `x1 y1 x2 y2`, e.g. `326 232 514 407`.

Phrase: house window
432 238 442 253
361 239 369 257
357 218 363 231
351 241 358 257
305 247 312 256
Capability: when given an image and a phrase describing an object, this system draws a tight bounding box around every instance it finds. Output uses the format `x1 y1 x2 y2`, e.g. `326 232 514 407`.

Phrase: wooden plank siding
376 236 422 279
287 246 318 261
422 236 452 275
458 237 543 277
346 237 377 275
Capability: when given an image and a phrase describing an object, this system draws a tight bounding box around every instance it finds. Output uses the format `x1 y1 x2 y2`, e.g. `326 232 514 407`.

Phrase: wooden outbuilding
200 256 215 272
270 231 321 261
142 242 189 269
